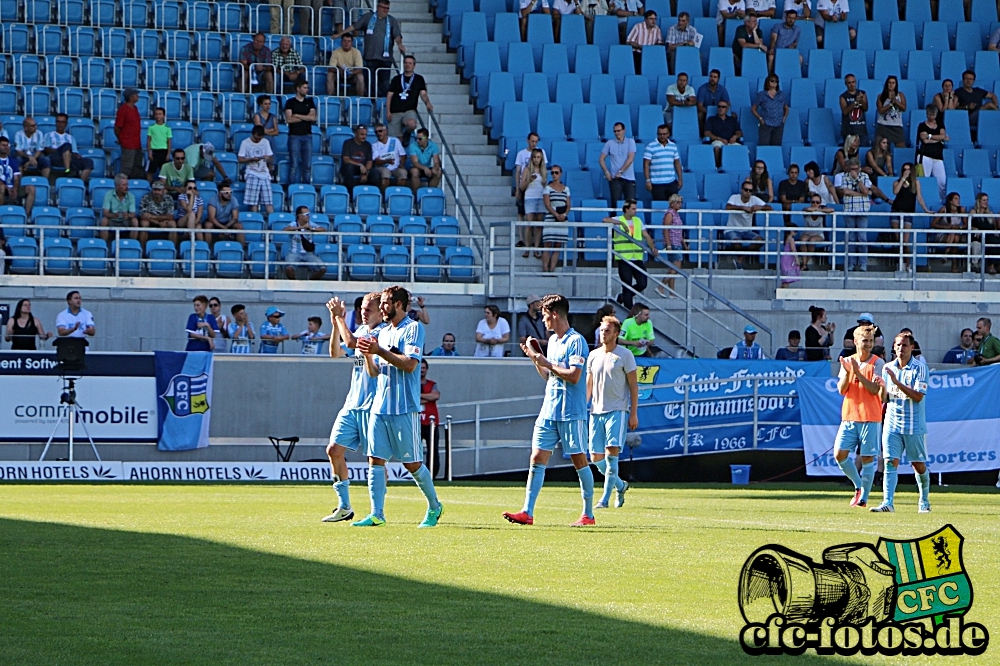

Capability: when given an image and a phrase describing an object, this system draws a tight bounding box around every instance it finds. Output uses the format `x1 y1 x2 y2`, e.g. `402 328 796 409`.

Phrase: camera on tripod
53 336 88 373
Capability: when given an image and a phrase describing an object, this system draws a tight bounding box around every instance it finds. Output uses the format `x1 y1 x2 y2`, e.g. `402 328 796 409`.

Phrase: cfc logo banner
161 372 210 417
737 525 988 656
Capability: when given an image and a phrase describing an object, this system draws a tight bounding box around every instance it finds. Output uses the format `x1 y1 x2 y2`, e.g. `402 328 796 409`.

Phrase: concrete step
400 22 445 34
424 93 471 105
410 49 456 61
448 143 497 155
421 73 465 84
447 163 502 176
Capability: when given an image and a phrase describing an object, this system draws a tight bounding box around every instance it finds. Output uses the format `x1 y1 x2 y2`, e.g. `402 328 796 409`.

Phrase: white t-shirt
372 137 407 170
815 0 848 28
238 137 273 179
519 0 550 10
474 317 511 358
551 0 579 14
717 0 746 24
587 345 638 414
55 308 94 338
726 194 765 227
746 0 775 13
783 0 811 15
515 148 548 172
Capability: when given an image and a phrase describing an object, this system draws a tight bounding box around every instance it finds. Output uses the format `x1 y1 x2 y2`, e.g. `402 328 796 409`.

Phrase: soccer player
834 325 885 508
504 294 595 527
321 292 384 523
354 286 443 528
872 332 931 513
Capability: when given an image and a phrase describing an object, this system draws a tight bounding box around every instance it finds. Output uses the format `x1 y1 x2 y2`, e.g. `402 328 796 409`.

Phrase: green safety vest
613 215 644 260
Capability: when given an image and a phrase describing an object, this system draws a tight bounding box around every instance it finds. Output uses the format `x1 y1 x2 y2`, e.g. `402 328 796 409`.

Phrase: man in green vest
603 199 659 309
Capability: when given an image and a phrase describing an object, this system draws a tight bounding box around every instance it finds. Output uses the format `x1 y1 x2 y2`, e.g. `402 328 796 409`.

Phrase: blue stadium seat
168 120 195 148
20 177 50 209
687 144 717 173
154 1 183 29
721 144 750 174
591 16 620 66
974 52 1000 90
870 0 898 38
538 102 568 141
3 24 35 55
954 23 982 63
491 14 520 64
380 245 409 280
905 51 935 87
213 240 244 278
823 21 851 58
146 239 177 277
807 108 838 147
773 49 801 82
414 245 442 281
981 179 1000 205
42 237 73 275
312 155 335 185
637 105 662 143
977 111 1000 149
288 184 318 212
493 101 529 144
32 206 62 231
346 243 377 280
789 79 818 109
874 51 901 82
559 14 587 61
399 215 429 246
939 51 967 87
416 188 445 218
384 186 414 217
77 238 109 276
919 22 950 58
945 112 973 150
521 72 550 128
456 13 487 71
574 45 603 96
8 236 39 273
238 213 264 241
526 14 555 69
889 21 916 53
80 57 109 89
64 207 95 240
247 241 276 278
569 103 598 143
314 242 339 280
506 42 535 90
960 149 992 178
708 48 736 79
755 146 785 177
60 0 87 25
672 106 700 144
445 246 475 282
603 104 632 140
971 0 999 32
69 118 96 149
365 214 395 248
165 31 193 61
541 43 570 99
55 177 87 209
642 45 670 80
741 50 768 82
431 215 460 247
480 72 514 121
37 25 64 56
352 185 381 217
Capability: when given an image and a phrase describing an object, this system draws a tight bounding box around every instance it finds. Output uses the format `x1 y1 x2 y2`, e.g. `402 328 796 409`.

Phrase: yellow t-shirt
329 48 363 69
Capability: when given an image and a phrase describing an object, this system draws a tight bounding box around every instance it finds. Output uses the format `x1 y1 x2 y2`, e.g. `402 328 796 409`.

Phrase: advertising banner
0 461 413 483
154 351 214 452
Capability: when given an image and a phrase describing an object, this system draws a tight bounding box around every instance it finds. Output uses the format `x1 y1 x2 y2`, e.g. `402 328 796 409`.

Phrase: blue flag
154 351 214 451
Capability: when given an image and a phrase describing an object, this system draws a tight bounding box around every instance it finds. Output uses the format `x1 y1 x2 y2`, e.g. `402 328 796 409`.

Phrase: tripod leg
73 402 102 462
39 412 69 461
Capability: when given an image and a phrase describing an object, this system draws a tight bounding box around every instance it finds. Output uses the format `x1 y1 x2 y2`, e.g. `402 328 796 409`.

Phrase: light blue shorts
589 411 628 454
883 431 927 464
835 421 881 457
367 412 423 463
329 407 369 452
533 418 587 456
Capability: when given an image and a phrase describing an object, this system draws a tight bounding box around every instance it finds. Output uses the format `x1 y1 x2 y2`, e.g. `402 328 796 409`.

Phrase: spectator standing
185 143 227 183
774 330 805 360
777 163 808 210
186 295 220 352
798 192 831 269
696 69 731 127
429 333 460 356
56 291 95 339
747 159 774 202
974 317 1000 366
371 124 408 191
519 0 551 42
238 125 275 215
804 160 839 204
916 105 948 201
474 305 511 357
100 174 137 242
664 72 697 125
114 88 144 180
294 316 330 354
386 55 433 143
407 293 432 325
138 180 176 246
643 125 683 201
284 80 316 185
665 12 698 74
345 296 364 333
780 224 801 287
839 74 869 145
407 128 442 194
253 96 281 160
704 99 742 167
657 193 688 297
517 295 549 353
0 137 36 215
724 182 768 267
610 0 644 42
227 304 255 354
327 34 366 97
717 0 746 46
970 192 999 274
206 181 243 245
146 107 172 182
875 75 907 149
259 306 290 354
520 148 547 257
804 305 834 361
334 0 405 99
283 206 327 280
843 313 884 353
174 181 206 242
5 299 52 350
13 117 51 179
419 359 442 477
942 329 977 364
956 70 1000 139
209 297 230 348
514 133 547 248
45 114 94 182
541 165 571 273
931 192 966 274
838 158 872 271
586 304 616 347
626 10 663 74
340 125 373 196
599 122 637 204
159 149 195 196
272 36 307 93
751 74 789 146
732 13 766 75
604 200 660 308
620 303 654 356
729 324 766 358
269 0 295 36
768 10 802 72
239 32 274 94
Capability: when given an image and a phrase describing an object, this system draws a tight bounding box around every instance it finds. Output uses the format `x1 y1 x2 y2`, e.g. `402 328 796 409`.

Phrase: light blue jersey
538 328 589 421
883 357 927 435
372 316 424 415
297 330 326 355
227 321 254 354
342 323 384 411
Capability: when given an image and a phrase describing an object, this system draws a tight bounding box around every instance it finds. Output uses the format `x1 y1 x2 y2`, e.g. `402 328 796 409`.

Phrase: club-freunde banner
630 358 829 457
154 351 214 451
798 364 1000 475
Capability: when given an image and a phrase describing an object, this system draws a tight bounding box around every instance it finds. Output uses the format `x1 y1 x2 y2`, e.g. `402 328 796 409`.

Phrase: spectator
875 75 907 149
406 292 431 325
704 99 742 167
550 0 582 42
333 0 406 99
5 299 52 350
259 306 290 353
599 122 637 204
838 158 872 271
174 180 206 242
419 359 443 478
839 74 869 145
897 327 921 358
970 192 999 274
520 148 547 257
729 324 766 358
831 135 861 176
891 165 932 250
747 159 773 202
100 174 137 242
580 0 609 42
717 0 746 45
587 304 616 347
957 70 999 138
284 80 316 185
916 105 949 201
209 297 231 348
56 291 95 339
610 0 644 42
345 296 364 333
657 193 688 297
815 0 855 44
300 0 327 37
777 163 807 210
604 200 659 308
519 0 551 42
0 231 9 274
664 72 697 125
804 160 839 205
931 192 966 273
293 316 330 354
282 206 327 280
974 317 1000 366
206 181 243 246
407 128 443 194
371 123 408 191
146 107 171 182
13 117 51 179
45 114 94 182
269 0 294 36
138 180 176 246
185 295 219 352
843 313 884 353
253 96 281 160
514 133 547 248
114 88 144 180
746 0 776 17
942 329 977 364
780 223 801 287
340 124 373 196
238 125 275 215
665 12 698 74
228 304 255 354
626 10 663 74
541 165 572 272
696 69 731 127
429 333 460 356
474 305 511 357
768 10 802 72
724 181 769 267
990 25 1000 51
751 74 789 146
0 137 36 215
972 330 983 352
159 149 195 196
517 295 549 352
804 305 834 361
326 34 366 98
866 136 894 190
386 55 433 143
239 32 274 94
933 79 959 120
619 303 655 356
784 0 811 17
186 143 227 183
643 124 683 201
272 36 306 93
798 192 832 268
732 12 766 75
775 330 804 360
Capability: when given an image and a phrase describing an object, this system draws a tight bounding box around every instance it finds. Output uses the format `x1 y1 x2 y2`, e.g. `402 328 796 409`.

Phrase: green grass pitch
0 482 998 665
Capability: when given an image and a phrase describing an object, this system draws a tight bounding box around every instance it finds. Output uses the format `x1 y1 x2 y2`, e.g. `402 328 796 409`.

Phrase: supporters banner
630 359 830 457
0 461 412 483
154 351 214 452
798 366 1000 475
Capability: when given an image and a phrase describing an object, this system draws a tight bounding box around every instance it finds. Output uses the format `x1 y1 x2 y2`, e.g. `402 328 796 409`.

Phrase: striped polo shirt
883 357 928 435
643 140 680 185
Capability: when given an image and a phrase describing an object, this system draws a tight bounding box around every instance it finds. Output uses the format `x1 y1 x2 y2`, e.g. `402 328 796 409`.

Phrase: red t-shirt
420 379 438 426
114 103 142 150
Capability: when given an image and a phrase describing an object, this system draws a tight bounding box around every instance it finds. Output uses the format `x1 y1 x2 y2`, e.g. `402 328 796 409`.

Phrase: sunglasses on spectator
742 187 753 192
